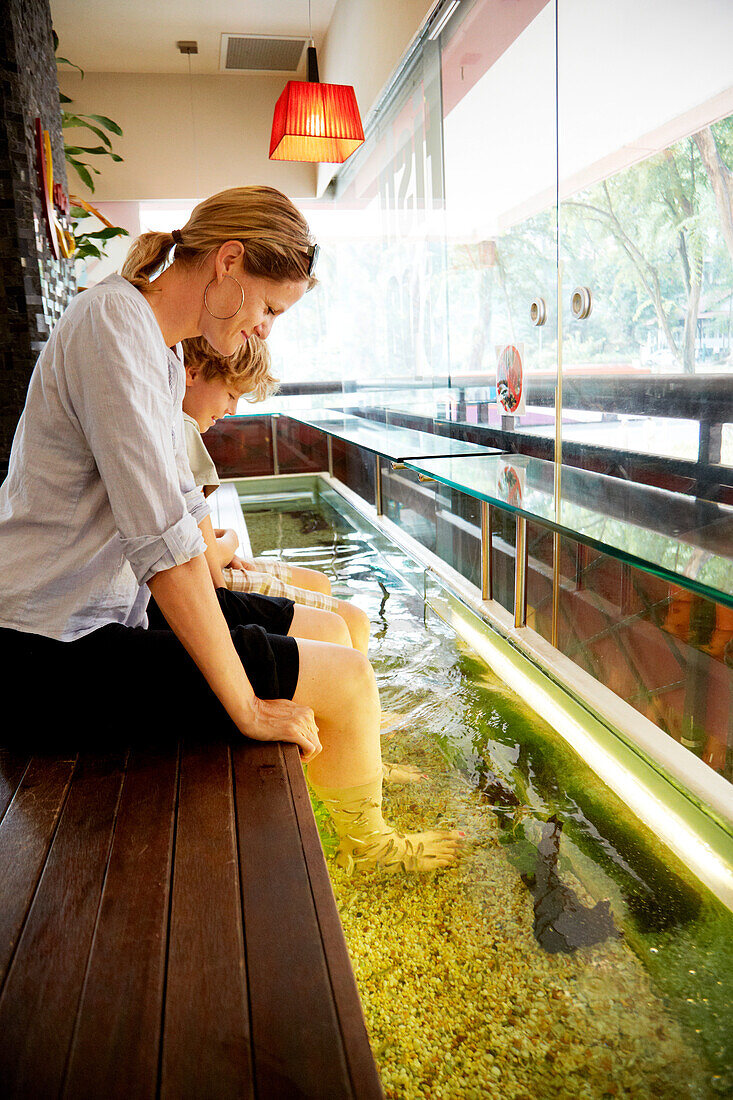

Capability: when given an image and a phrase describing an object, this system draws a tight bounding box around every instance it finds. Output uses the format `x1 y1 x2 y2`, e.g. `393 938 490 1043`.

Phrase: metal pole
270 414 279 475
480 501 492 601
327 435 333 477
552 257 564 647
551 531 560 647
375 455 383 515
514 515 527 628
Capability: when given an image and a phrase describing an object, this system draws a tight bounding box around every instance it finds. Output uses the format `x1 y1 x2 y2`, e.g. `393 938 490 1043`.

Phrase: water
242 486 733 1099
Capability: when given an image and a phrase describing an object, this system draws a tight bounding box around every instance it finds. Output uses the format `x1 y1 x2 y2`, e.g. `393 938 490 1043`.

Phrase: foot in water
335 828 463 875
382 761 428 785
310 773 463 875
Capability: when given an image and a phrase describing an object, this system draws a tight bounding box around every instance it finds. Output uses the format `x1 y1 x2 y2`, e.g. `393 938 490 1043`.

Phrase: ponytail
121 186 316 290
120 230 177 290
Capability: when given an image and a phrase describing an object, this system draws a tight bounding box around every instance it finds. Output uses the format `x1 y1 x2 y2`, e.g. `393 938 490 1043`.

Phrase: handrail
401 452 733 609
284 409 504 462
276 373 733 421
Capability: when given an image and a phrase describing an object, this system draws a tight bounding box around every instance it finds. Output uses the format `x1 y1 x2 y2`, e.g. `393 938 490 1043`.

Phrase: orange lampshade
269 79 365 163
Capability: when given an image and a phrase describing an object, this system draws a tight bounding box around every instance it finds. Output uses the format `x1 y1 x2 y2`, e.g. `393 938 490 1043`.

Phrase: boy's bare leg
287 565 332 595
333 598 370 654
288 604 352 648
382 762 427 785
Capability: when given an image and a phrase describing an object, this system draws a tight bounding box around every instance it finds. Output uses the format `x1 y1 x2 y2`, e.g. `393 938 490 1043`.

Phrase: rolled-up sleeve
62 293 206 583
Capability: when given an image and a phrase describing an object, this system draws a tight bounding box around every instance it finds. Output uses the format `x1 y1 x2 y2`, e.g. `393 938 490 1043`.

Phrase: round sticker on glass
496 344 525 415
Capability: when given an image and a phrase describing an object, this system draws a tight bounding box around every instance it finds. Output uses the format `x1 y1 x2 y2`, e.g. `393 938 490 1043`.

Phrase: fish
521 815 621 954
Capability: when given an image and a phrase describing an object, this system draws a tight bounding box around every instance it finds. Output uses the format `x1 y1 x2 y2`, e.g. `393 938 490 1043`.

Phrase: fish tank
237 475 733 1100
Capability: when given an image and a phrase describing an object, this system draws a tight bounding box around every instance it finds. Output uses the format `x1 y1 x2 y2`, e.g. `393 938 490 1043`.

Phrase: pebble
324 738 715 1099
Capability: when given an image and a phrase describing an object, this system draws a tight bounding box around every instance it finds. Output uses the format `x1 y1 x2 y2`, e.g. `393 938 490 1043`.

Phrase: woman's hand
240 696 321 762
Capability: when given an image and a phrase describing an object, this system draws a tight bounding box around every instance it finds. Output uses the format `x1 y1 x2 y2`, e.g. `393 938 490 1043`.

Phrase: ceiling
50 0 339 75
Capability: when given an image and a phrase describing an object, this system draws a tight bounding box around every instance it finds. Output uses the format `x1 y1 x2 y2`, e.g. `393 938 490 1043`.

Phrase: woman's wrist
231 690 259 734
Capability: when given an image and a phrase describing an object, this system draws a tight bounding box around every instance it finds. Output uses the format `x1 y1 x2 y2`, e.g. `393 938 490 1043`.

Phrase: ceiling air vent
220 34 308 73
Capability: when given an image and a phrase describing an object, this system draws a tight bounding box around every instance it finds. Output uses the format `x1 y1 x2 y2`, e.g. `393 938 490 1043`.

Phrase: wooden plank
0 751 29 825
160 739 253 1100
283 746 383 1099
0 752 126 1099
62 746 178 1100
0 754 76 984
232 741 353 1100
214 481 253 557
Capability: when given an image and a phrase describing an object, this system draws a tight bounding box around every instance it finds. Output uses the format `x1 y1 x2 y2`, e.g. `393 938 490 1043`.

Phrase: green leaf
66 157 95 192
70 206 92 218
83 114 123 137
75 243 104 260
84 227 129 240
56 56 84 77
63 119 112 148
59 92 72 104
64 144 114 156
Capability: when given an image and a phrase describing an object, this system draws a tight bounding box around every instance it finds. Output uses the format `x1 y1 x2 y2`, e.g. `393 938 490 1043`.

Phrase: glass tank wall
241 0 733 801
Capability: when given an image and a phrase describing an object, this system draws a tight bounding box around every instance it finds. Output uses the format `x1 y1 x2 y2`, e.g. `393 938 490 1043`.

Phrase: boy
182 334 371 654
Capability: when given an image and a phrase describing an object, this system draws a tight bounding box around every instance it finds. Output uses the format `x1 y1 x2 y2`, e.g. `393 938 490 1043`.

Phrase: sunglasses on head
305 243 320 276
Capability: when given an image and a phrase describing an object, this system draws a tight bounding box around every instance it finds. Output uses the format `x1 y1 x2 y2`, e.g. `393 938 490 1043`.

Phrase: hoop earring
203 275 245 320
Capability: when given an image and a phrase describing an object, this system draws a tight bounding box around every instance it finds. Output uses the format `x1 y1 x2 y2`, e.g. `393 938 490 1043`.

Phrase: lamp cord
187 52 200 199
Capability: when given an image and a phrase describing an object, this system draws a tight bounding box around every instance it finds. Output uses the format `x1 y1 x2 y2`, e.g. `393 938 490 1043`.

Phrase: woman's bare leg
293 640 380 786
293 639 461 871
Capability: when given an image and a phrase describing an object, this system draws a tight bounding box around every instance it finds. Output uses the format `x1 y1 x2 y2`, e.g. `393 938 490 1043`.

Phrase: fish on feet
382 761 428 785
335 827 464 875
311 773 464 876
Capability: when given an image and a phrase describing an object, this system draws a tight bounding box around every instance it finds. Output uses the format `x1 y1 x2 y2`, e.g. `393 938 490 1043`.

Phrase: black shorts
0 588 299 750
147 586 295 638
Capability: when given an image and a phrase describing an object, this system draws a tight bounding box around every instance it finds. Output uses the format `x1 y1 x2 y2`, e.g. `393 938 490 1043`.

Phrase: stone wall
0 0 75 478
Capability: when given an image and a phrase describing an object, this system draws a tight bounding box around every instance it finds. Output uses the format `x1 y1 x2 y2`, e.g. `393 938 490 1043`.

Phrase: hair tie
171 229 183 245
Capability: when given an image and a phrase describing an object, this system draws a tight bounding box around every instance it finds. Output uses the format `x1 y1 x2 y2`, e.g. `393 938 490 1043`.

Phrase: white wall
58 70 318 201
58 1 436 205
315 0 436 195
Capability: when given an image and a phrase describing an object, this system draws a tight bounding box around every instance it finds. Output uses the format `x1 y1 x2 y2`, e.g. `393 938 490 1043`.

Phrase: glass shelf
284 410 505 462
403 453 733 608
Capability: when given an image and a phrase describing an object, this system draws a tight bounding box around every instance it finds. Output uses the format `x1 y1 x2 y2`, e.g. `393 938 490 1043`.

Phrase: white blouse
0 274 209 641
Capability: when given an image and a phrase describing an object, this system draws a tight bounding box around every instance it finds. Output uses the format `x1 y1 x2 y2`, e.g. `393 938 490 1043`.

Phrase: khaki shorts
222 559 339 613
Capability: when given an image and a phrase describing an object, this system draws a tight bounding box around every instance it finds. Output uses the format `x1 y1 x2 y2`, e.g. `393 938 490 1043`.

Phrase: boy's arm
199 513 226 587
214 527 240 569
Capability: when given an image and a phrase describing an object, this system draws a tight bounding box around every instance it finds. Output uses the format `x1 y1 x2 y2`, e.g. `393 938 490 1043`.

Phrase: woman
0 186 460 873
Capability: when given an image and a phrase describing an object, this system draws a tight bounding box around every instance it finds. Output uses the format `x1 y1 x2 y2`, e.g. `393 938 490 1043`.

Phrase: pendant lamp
269 44 364 163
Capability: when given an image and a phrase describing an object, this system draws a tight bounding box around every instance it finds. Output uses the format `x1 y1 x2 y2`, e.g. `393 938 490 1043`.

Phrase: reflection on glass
557 538 733 783
403 453 733 607
441 0 558 438
285 409 503 461
559 0 733 488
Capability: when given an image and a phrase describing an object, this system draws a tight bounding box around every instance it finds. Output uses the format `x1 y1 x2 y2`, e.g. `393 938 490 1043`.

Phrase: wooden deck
0 737 383 1099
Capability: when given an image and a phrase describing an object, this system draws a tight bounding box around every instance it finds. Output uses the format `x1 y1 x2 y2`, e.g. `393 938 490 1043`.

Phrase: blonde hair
121 185 316 291
182 335 280 404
